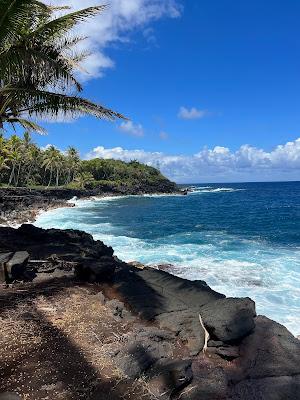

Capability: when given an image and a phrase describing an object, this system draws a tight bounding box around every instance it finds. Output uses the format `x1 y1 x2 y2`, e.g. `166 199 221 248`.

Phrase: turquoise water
35 182 300 335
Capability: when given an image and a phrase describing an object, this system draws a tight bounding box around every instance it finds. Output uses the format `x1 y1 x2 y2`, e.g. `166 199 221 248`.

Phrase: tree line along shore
0 132 176 192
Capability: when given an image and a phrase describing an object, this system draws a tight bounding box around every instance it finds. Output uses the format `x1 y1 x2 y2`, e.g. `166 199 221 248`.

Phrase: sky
13 0 300 182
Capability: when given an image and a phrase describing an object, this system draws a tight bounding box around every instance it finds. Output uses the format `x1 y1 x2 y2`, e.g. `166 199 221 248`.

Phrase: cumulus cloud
178 107 210 120
118 120 144 137
85 138 300 183
48 0 182 80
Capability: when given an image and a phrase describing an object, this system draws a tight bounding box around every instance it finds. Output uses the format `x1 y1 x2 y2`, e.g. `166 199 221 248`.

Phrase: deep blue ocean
35 181 300 335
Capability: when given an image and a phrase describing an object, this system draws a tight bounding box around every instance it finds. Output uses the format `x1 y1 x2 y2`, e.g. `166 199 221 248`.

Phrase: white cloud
85 138 300 183
48 0 182 80
118 120 144 137
178 106 210 120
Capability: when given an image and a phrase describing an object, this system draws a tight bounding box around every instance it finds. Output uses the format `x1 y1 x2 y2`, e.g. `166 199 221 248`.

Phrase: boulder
0 253 13 283
200 297 256 342
75 256 117 282
5 251 29 281
233 316 300 379
0 224 113 261
229 316 300 399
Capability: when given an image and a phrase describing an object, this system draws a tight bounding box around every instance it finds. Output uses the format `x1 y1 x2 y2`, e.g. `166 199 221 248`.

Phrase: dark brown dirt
0 277 155 400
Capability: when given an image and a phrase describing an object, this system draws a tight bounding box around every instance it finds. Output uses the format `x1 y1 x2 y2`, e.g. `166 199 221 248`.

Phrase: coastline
0 187 300 399
0 186 182 227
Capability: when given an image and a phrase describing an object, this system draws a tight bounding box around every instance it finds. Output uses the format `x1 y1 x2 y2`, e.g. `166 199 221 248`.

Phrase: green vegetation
0 0 124 134
0 132 173 191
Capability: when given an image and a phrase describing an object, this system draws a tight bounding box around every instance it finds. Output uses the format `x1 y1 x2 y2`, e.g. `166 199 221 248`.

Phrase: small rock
208 340 224 347
147 359 193 399
106 299 134 321
98 291 106 305
212 345 240 360
128 261 145 270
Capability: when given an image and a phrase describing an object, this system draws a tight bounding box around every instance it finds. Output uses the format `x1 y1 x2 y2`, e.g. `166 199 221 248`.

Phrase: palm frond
3 116 46 134
0 45 82 91
2 87 126 121
0 0 49 49
31 5 108 43
55 36 88 51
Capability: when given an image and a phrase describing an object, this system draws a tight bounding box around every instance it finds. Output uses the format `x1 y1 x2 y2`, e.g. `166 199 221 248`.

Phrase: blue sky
12 0 300 182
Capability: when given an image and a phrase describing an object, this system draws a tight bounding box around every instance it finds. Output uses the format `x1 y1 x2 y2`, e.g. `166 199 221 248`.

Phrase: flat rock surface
113 265 225 355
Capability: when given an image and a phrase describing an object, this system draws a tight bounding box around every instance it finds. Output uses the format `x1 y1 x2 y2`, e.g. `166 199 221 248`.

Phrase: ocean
34 181 300 335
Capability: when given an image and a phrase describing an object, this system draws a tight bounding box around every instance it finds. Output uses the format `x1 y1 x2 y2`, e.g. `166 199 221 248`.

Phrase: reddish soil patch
0 278 153 400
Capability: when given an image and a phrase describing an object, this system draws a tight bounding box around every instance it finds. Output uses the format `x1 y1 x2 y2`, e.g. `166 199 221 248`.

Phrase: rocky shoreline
0 222 299 399
0 183 179 226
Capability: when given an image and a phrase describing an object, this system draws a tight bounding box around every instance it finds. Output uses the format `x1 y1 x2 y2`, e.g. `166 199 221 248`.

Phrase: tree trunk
16 162 22 186
56 169 59 187
8 163 15 186
47 168 52 188
66 169 71 185
26 164 33 184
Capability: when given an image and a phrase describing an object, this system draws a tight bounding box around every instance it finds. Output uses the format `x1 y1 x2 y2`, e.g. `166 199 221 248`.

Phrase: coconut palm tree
75 171 95 189
66 146 80 184
6 134 22 185
0 0 125 133
0 155 9 173
24 144 41 185
42 145 61 187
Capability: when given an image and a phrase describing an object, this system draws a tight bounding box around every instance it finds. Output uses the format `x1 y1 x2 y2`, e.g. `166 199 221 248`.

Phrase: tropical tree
42 145 62 187
0 155 9 176
65 146 80 184
25 144 41 185
0 0 125 134
6 134 22 185
74 171 95 189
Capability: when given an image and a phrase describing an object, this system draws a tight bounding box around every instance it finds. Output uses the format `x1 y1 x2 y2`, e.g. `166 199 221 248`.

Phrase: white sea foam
191 187 245 193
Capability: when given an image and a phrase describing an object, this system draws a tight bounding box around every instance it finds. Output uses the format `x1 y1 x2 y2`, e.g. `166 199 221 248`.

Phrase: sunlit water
35 181 300 335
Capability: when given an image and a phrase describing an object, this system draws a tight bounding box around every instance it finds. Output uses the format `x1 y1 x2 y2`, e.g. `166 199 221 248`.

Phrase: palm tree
6 134 22 185
42 145 61 187
7 148 21 186
24 144 41 185
0 135 8 156
75 172 95 189
0 155 9 173
0 0 125 133
66 146 80 184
